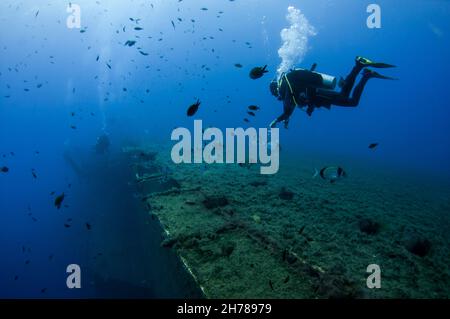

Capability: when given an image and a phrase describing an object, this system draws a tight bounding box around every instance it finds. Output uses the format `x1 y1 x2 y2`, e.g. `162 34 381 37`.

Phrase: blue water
0 0 449 298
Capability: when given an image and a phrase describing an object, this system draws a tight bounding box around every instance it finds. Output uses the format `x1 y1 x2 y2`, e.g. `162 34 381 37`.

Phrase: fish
249 65 268 79
1 166 9 173
134 27 143 31
369 143 379 150
31 169 37 179
96 55 100 61
54 193 65 209
106 63 111 69
64 223 71 228
124 40 137 47
86 223 92 230
139 51 149 56
247 111 256 117
171 20 175 29
314 166 347 183
234 63 243 68
187 99 201 117
243 118 250 123
248 105 260 111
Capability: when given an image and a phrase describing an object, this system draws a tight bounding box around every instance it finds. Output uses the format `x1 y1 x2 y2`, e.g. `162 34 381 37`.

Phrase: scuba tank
314 72 337 90
285 64 337 91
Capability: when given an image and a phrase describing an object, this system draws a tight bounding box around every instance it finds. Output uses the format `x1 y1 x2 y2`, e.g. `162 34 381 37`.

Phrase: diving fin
356 56 396 68
364 69 398 80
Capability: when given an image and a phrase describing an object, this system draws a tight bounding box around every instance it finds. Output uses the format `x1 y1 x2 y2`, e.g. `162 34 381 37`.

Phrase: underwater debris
405 235 431 257
358 218 380 235
249 65 268 79
203 196 229 209
279 187 294 200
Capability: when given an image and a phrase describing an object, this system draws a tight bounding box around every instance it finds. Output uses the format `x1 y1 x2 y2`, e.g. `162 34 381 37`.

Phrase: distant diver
269 56 397 128
95 134 111 154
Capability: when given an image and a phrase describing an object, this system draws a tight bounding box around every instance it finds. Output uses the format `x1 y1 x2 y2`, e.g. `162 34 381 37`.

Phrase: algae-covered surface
126 146 450 299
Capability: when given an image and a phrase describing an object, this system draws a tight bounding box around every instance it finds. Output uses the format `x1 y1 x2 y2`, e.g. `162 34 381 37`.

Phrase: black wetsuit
275 62 369 126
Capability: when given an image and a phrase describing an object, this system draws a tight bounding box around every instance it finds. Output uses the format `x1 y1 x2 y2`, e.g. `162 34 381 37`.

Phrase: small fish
201 8 208 11
106 63 111 69
134 27 143 31
35 10 39 17
96 55 99 61
70 125 77 130
54 193 65 209
171 20 175 29
31 169 37 179
64 223 71 228
187 99 201 117
1 166 9 173
234 63 243 68
248 105 260 111
41 288 47 293
315 166 347 183
124 40 137 47
249 65 268 79
243 118 250 123
369 143 379 150
14 275 19 281
247 111 256 117
85 223 92 230
139 51 149 56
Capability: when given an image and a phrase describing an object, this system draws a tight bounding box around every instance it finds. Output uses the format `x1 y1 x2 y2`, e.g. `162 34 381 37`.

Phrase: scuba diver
269 56 397 128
